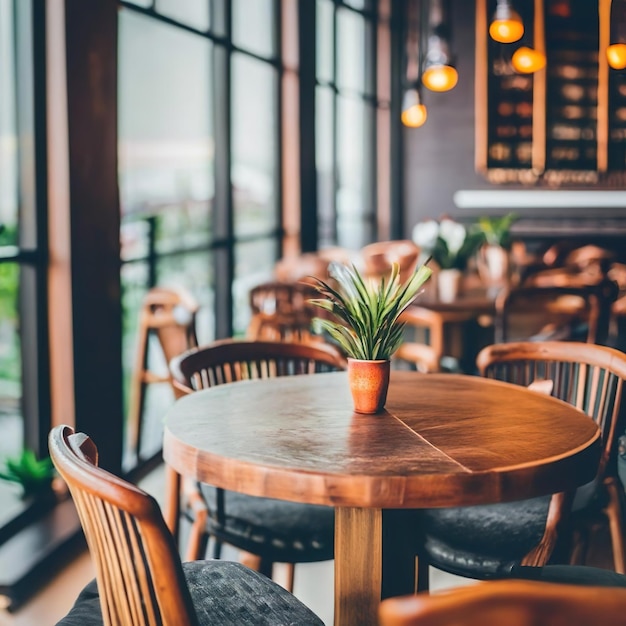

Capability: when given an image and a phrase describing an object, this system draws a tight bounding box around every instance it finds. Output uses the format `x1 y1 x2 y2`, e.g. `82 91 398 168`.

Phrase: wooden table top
163 371 601 510
416 280 498 315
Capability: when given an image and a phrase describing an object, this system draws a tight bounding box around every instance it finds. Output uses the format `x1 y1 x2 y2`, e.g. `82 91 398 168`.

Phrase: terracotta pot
347 358 391 414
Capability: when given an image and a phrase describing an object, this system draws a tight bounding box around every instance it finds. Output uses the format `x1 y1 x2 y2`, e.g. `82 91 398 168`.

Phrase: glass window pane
120 261 149 467
0 0 18 247
118 10 214 251
344 0 372 9
156 252 214 343
233 240 276 337
337 8 366 94
232 0 275 57
156 0 210 31
337 96 373 248
316 0 334 84
124 0 153 7
154 200 212 255
121 216 152 262
0 262 23 464
316 86 335 247
231 54 278 237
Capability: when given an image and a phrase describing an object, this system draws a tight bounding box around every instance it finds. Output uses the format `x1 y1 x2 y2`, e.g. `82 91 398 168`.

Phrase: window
315 0 390 249
118 1 282 466
0 0 49 522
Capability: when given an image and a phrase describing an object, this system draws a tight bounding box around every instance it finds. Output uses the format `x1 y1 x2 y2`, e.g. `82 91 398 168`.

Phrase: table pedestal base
334 508 418 626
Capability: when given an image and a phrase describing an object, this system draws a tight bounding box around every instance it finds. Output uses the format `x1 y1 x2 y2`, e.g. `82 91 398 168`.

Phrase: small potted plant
412 217 483 302
0 449 57 501
308 260 432 414
474 212 518 288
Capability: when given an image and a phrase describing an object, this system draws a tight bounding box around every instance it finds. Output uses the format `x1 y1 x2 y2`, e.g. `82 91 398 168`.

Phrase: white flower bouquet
412 218 483 271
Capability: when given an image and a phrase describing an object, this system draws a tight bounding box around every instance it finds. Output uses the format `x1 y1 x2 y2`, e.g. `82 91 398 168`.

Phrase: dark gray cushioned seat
510 564 626 587
57 560 324 625
417 495 551 579
198 485 335 562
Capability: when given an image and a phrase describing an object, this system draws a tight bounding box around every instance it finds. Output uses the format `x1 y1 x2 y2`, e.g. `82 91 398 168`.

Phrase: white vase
437 268 462 303
477 244 510 288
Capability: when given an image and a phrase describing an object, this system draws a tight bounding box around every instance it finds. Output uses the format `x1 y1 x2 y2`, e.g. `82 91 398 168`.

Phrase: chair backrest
378 579 626 626
247 281 320 342
128 287 199 460
494 281 617 345
476 341 626 486
170 339 347 398
49 425 199 626
141 287 199 365
394 341 440 373
273 248 353 283
361 240 420 284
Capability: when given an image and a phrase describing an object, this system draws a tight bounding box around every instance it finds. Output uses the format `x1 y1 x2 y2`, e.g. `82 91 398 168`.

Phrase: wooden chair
127 287 198 463
394 341 440 373
398 306 472 373
413 341 626 591
50 425 323 626
273 248 352 284
361 240 420 284
379 571 626 626
168 339 347 591
394 308 442 373
246 281 320 342
494 281 618 345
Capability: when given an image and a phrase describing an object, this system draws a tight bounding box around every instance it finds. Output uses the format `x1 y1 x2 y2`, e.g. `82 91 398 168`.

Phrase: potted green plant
474 213 518 287
412 218 483 302
0 449 56 500
309 260 432 414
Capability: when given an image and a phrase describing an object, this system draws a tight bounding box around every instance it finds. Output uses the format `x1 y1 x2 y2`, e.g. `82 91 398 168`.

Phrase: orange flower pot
347 358 391 414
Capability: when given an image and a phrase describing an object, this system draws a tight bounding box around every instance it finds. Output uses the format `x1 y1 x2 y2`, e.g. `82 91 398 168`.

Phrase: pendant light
489 0 524 44
607 43 626 69
608 0 626 69
421 0 458 92
402 0 427 127
401 88 428 127
511 46 546 73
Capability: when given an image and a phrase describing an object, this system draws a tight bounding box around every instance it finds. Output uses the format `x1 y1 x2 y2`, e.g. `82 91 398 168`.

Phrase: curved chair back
394 341 440 373
477 341 626 489
247 281 320 342
273 248 353 284
378 579 626 626
170 339 347 398
494 281 617 345
49 425 198 626
128 287 199 461
361 240 420 284
477 341 626 574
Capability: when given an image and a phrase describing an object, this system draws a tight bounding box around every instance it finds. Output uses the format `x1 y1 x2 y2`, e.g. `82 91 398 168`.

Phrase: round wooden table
163 371 600 626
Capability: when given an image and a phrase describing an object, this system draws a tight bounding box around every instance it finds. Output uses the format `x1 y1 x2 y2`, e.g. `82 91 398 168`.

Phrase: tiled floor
0 462 613 626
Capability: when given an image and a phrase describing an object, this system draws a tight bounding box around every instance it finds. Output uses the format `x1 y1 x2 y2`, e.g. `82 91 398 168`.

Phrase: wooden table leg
334 507 382 626
164 464 181 542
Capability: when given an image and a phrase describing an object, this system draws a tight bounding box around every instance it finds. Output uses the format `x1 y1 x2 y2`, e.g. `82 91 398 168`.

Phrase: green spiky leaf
308 260 433 360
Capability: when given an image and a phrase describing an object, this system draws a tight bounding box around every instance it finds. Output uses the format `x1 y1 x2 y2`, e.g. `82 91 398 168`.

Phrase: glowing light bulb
511 47 546 73
422 65 459 92
401 104 428 128
489 18 524 43
607 44 626 70
401 89 428 128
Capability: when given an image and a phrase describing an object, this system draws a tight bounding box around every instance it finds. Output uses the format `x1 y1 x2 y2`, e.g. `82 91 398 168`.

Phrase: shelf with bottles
544 0 599 172
476 0 624 184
